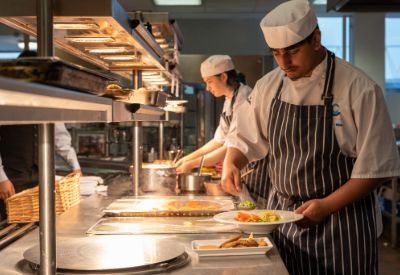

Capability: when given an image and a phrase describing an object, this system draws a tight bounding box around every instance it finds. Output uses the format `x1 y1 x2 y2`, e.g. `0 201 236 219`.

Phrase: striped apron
221 88 270 201
266 51 377 275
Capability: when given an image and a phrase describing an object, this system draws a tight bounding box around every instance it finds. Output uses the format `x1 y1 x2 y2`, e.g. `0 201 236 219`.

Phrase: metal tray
103 196 235 217
87 216 240 235
0 57 115 96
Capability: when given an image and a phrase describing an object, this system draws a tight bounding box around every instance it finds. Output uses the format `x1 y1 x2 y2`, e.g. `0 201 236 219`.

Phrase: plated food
214 210 303 234
235 210 281 222
192 234 273 257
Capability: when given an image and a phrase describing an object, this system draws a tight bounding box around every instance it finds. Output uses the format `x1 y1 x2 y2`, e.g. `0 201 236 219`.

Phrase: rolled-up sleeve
226 85 269 162
351 81 400 178
54 123 80 170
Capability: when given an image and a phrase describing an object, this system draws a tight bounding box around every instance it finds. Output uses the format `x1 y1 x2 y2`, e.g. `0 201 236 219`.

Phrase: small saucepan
178 173 211 193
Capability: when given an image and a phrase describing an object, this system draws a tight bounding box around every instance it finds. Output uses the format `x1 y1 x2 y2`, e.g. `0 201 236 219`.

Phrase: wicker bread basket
6 172 80 223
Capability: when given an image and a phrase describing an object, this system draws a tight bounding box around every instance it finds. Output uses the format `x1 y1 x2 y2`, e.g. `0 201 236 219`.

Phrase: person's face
203 73 229 97
271 29 322 80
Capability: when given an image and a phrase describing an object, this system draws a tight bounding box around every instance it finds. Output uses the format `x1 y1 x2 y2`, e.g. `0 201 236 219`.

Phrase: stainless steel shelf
0 76 165 123
0 76 113 124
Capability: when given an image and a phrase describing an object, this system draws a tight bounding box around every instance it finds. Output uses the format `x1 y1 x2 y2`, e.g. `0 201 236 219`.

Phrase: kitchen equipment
204 180 228 196
138 163 176 194
214 210 304 234
178 173 211 194
0 57 114 96
198 155 205 176
103 196 235 217
127 88 169 106
23 236 190 272
192 236 273 257
87 216 240 235
172 149 183 165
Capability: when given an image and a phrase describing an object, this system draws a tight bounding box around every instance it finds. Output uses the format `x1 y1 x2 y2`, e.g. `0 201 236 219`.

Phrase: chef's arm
176 146 227 174
0 154 15 200
221 147 249 196
296 177 388 226
175 140 222 166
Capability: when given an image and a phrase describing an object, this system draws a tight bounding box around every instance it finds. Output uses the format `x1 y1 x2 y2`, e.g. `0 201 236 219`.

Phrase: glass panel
385 17 400 91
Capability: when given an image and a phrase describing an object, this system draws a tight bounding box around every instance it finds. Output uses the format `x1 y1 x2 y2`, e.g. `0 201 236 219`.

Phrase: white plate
213 210 304 234
192 237 273 257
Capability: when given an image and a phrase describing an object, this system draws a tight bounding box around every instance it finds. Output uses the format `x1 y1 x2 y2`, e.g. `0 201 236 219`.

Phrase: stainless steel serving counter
0 194 289 275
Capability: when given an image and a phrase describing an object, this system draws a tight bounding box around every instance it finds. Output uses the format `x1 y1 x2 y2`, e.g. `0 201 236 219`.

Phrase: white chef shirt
214 83 252 144
227 52 400 179
0 122 80 182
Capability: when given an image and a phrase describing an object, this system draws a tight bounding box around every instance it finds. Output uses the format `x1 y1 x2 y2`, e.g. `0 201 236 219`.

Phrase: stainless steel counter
0 194 289 274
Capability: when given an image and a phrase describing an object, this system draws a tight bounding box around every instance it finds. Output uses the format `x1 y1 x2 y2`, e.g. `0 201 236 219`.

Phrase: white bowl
213 210 303 234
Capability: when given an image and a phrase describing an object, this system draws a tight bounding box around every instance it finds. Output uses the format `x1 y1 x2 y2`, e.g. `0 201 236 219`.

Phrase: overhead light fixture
85 47 131 54
53 23 98 30
100 55 139 61
65 36 115 43
312 0 327 4
17 41 37 51
153 0 202 6
112 61 142 67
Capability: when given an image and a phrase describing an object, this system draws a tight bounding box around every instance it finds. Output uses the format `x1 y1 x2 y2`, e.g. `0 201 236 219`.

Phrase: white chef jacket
0 123 80 182
227 53 400 179
213 83 252 144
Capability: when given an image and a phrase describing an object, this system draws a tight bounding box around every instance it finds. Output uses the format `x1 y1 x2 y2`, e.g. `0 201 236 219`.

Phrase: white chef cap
200 55 235 78
260 0 318 49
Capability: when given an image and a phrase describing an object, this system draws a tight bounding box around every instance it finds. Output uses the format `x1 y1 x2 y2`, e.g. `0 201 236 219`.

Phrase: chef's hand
294 199 331 228
221 164 242 196
174 156 189 168
0 179 15 201
175 161 193 174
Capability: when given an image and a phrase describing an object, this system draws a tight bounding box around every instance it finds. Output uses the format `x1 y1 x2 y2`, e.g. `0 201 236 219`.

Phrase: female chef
222 1 400 274
175 55 270 200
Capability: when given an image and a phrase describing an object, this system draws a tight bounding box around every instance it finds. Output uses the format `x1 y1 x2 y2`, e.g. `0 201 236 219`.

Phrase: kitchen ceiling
118 0 327 19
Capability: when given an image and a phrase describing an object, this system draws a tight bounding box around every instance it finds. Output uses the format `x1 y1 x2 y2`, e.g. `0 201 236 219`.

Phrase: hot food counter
0 194 289 274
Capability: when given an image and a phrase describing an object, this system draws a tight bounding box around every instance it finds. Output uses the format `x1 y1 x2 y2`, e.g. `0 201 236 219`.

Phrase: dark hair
216 69 240 89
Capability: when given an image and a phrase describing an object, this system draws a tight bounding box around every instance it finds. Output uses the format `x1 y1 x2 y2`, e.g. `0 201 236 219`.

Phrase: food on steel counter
235 211 281 222
198 233 268 249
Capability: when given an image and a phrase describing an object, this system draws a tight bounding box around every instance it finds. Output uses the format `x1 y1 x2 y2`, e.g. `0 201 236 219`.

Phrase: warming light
65 37 115 43
112 62 142 66
100 55 138 61
53 23 98 30
85 47 131 54
153 0 202 6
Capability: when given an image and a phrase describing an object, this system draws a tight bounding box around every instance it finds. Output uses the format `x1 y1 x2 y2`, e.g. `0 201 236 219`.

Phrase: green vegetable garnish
238 200 256 209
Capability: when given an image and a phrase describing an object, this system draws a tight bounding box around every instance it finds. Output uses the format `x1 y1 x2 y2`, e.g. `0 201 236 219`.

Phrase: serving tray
103 196 235 217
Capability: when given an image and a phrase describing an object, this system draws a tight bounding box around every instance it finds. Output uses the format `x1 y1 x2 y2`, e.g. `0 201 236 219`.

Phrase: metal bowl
178 173 211 193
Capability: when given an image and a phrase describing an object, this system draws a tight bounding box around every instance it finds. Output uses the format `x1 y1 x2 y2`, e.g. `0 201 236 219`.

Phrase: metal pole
130 70 142 196
132 121 141 196
37 0 55 274
159 121 164 160
38 124 56 275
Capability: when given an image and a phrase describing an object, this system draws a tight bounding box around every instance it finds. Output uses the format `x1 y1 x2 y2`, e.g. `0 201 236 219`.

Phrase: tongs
238 168 256 206
172 149 183 166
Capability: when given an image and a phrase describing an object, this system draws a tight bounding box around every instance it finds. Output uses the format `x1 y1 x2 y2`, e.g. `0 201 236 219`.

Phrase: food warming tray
87 216 240 235
103 196 235 217
0 57 115 96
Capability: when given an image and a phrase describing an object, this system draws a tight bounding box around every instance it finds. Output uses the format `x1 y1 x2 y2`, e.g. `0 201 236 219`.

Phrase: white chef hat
260 0 318 49
200 55 235 78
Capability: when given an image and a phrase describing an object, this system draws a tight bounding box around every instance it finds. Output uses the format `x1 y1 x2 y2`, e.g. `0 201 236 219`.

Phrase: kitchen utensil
178 173 211 193
198 155 205 176
204 181 228 196
240 169 255 179
238 168 256 204
172 149 183 165
138 163 176 194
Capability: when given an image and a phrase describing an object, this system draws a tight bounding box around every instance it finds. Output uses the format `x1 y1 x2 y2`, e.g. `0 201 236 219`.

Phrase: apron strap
322 50 336 106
